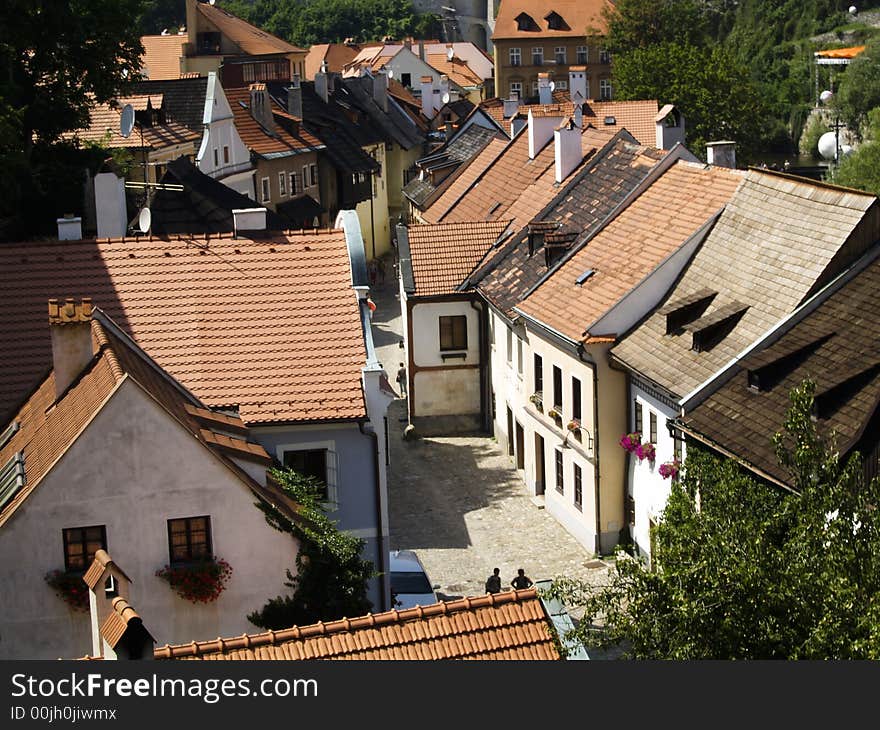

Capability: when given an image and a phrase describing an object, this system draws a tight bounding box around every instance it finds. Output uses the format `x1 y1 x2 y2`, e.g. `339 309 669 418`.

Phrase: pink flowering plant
45 570 90 612
620 431 641 453
659 460 681 480
155 556 232 604
636 442 656 464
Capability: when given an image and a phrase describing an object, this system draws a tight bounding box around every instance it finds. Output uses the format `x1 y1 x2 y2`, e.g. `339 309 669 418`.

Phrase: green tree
546 381 880 659
604 0 708 53
248 467 375 630
612 42 768 160
832 39 880 138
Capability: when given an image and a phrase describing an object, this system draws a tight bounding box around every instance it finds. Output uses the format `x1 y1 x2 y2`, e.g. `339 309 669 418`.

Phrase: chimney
315 60 330 103
439 74 450 102
233 207 268 235
403 38 412 51
527 106 564 160
94 171 127 238
185 0 198 46
555 117 582 183
655 105 685 150
511 117 527 136
249 83 274 134
57 215 82 241
373 68 389 113
421 75 435 118
48 298 94 399
569 66 588 104
537 72 552 105
84 551 154 660
418 40 426 61
706 141 737 169
287 74 303 118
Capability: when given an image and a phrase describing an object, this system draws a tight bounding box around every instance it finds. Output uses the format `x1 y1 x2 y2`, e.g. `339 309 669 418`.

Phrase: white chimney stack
48 298 94 399
57 216 82 241
315 60 330 103
569 66 588 104
555 118 582 183
94 172 127 239
655 105 686 150
288 74 303 118
233 208 268 234
503 96 520 119
421 75 435 118
528 106 564 160
537 72 552 105
706 141 737 169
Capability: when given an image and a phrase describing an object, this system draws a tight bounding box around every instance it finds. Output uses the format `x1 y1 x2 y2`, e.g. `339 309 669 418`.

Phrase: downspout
576 342 602 555
470 298 488 431
359 420 390 611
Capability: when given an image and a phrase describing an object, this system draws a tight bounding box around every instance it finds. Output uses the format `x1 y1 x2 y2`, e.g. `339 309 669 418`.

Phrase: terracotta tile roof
155 589 560 660
425 54 484 88
475 135 666 316
584 100 660 147
404 220 513 296
680 248 880 486
304 43 359 79
493 0 611 40
100 597 146 649
69 101 200 150
611 170 879 398
132 77 209 133
517 161 744 342
140 34 186 80
0 231 368 426
0 304 295 528
196 3 305 55
224 86 323 157
420 136 508 223
83 550 133 590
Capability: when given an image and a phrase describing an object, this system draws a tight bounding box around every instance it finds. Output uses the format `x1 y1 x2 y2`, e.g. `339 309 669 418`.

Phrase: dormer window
515 12 539 31
658 288 717 334
686 301 749 353
196 31 221 55
544 11 568 31
744 331 835 392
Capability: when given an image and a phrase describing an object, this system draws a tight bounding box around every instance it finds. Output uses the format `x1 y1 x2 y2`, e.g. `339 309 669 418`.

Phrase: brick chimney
527 106 564 160
48 298 94 399
555 117 582 183
84 551 154 660
706 141 737 168
287 74 303 118
249 83 275 134
537 72 552 105
373 68 389 113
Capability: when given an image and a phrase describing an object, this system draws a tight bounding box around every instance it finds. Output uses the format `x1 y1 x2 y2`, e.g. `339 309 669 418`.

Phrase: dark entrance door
535 433 545 495
515 421 525 470
507 406 514 456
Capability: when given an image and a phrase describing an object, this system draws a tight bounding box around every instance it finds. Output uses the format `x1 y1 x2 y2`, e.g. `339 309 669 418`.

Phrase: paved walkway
369 268 611 601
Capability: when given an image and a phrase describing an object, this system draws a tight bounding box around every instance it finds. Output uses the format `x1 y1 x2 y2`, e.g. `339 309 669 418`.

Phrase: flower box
529 392 543 411
547 407 561 420
44 570 90 612
659 460 680 480
156 556 232 604
619 431 641 453
567 419 581 432
636 442 656 464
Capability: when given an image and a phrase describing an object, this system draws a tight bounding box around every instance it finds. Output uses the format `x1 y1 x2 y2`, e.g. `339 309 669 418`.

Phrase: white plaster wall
629 387 684 560
197 73 253 189
356 144 391 259
411 301 480 367
414 369 480 415
0 379 297 659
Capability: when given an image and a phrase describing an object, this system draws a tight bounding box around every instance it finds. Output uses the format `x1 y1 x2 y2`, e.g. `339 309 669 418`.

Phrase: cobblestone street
370 267 610 602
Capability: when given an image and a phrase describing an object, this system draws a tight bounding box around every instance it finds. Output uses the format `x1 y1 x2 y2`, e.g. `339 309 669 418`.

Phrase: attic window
527 220 556 255
0 452 24 511
603 116 616 125
745 331 835 392
659 288 717 334
0 420 19 450
515 12 540 31
813 361 880 420
686 301 749 353
575 269 595 285
544 11 568 30
544 230 577 268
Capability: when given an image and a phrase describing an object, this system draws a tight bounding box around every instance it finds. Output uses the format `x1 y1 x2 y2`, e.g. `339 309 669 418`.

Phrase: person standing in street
396 363 407 397
485 568 502 594
511 568 533 590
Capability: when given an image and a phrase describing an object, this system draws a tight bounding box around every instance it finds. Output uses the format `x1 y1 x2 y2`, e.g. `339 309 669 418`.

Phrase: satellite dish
120 104 135 138
447 47 454 61
441 92 450 105
137 207 152 234
387 68 394 79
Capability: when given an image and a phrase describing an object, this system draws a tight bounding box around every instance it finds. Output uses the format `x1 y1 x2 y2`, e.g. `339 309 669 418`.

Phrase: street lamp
817 90 851 164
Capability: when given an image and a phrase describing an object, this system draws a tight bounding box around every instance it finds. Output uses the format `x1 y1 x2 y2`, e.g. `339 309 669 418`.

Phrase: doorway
506 406 514 457
515 421 525 470
534 433 545 495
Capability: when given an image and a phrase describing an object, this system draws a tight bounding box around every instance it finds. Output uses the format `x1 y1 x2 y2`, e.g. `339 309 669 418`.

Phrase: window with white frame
516 337 523 377
509 81 522 100
278 441 338 505
302 165 311 188
532 47 544 66
576 45 588 64
506 327 513 365
509 47 521 66
310 163 319 186
599 78 612 100
289 171 298 195
573 463 582 510
555 449 564 493
555 46 566 64
261 177 270 202
531 80 539 96
555 79 568 91
600 48 611 64
279 172 287 196
213 148 219 167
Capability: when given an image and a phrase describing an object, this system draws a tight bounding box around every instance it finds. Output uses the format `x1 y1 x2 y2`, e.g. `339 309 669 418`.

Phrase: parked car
389 550 440 609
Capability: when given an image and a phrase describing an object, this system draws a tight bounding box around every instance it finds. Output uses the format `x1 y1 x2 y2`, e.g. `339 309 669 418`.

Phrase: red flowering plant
619 431 641 453
659 460 681 480
155 556 232 604
44 570 90 612
636 441 656 464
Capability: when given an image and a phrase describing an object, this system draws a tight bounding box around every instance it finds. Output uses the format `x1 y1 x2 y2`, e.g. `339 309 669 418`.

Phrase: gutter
470 298 489 430
575 342 602 555
359 420 391 611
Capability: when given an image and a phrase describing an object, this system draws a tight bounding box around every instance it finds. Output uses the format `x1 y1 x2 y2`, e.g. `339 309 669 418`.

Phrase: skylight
575 269 595 285
0 420 19 450
0 452 25 511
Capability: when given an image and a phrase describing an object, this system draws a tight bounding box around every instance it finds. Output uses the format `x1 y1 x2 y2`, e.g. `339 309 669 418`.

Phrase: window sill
440 351 467 361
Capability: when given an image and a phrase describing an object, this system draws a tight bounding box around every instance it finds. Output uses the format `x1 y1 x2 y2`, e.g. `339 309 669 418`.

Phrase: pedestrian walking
396 363 407 397
376 257 386 284
485 568 501 594
511 568 533 590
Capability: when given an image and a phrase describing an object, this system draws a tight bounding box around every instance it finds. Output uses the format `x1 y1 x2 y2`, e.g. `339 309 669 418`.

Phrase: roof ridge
91 321 125 383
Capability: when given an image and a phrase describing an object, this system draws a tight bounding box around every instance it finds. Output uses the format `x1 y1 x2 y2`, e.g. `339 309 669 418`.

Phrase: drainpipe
369 173 376 260
359 420 390 611
576 342 602 555
470 298 488 430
